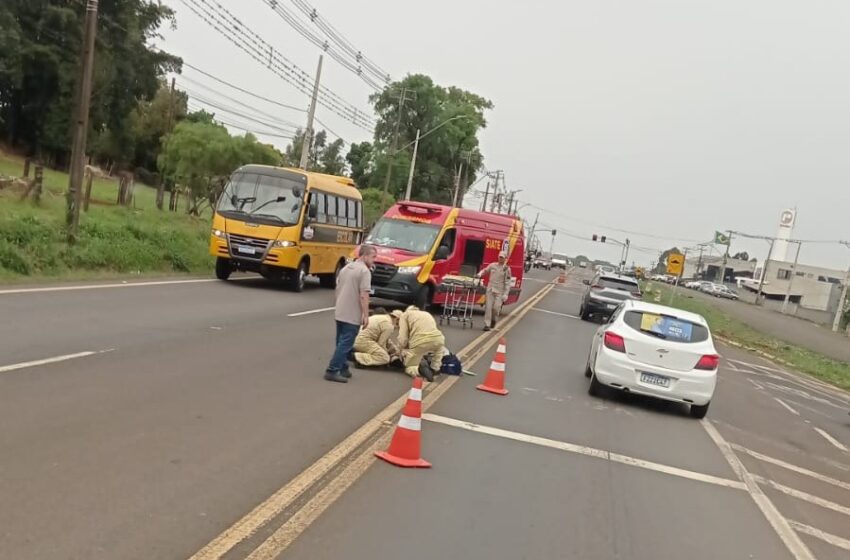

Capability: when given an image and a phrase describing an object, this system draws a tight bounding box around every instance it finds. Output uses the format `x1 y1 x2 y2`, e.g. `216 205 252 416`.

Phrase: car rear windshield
597 277 639 291
623 310 709 343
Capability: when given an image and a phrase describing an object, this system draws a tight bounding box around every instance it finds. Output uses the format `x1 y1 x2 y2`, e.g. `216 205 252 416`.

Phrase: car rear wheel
215 258 232 281
584 354 593 378
588 373 607 397
579 305 591 321
690 402 710 419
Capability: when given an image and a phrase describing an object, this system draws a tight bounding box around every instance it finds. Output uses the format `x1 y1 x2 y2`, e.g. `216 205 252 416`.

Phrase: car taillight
631 291 642 298
695 354 720 370
590 285 603 290
603 331 626 353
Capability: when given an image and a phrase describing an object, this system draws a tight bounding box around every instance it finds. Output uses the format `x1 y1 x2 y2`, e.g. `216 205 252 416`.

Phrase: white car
584 299 719 418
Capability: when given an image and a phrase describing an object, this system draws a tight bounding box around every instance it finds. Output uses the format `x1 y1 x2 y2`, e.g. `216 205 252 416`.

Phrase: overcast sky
159 0 850 269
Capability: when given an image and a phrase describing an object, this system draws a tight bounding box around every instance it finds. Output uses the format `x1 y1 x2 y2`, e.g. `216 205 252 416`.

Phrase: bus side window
326 195 337 225
314 193 327 223
356 201 363 228
347 199 357 228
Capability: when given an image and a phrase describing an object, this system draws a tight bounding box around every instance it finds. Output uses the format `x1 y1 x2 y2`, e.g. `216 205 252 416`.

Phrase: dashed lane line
788 521 850 552
729 444 850 492
813 427 848 452
0 349 114 375
773 397 800 416
532 308 581 320
286 307 335 317
701 419 816 560
422 413 746 491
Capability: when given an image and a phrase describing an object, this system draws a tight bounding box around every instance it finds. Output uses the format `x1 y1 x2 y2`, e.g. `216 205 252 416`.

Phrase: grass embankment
644 282 850 391
0 151 212 282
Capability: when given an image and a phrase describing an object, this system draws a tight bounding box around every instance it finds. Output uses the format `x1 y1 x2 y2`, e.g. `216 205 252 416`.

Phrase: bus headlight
272 240 297 248
212 229 225 238
397 265 421 275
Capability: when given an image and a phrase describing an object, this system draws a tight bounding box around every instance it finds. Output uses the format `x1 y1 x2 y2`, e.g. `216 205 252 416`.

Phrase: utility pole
66 0 99 244
621 239 630 269
528 212 540 256
299 55 323 170
480 177 490 212
157 76 176 211
382 87 415 198
832 264 850 332
716 231 733 283
451 161 464 207
755 238 775 305
781 241 802 314
403 128 420 200
696 245 705 279
549 229 557 258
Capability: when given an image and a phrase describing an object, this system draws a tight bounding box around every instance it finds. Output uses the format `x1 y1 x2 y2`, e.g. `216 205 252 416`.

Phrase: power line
288 0 391 84
181 62 307 114
187 102 295 140
181 89 300 135
180 0 375 131
176 78 302 129
257 0 386 91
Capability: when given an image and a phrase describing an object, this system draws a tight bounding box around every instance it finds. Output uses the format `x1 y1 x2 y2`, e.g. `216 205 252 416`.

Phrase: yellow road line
243 284 554 560
187 282 554 560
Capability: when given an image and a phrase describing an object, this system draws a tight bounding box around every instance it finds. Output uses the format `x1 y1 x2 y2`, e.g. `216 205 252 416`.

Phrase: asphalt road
1 269 848 559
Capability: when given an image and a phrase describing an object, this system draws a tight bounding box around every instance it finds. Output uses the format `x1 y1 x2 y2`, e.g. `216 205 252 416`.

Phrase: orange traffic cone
477 338 509 395
558 270 566 284
375 377 431 468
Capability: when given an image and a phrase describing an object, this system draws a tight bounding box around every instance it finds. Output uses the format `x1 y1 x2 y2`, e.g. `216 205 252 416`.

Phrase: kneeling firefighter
353 308 401 367
397 306 446 380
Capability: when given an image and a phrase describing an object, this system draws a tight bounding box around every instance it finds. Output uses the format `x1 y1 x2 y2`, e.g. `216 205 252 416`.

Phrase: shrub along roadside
0 192 212 281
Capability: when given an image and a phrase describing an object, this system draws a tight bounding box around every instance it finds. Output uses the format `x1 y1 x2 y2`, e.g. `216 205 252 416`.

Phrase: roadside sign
666 253 685 276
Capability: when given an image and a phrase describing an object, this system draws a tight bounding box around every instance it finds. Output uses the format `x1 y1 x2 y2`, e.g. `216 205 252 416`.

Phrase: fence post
33 165 43 203
23 158 31 178
83 168 93 212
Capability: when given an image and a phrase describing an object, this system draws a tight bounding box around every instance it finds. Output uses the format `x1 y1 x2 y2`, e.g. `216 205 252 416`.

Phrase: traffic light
551 229 557 236
601 235 607 243
592 234 598 241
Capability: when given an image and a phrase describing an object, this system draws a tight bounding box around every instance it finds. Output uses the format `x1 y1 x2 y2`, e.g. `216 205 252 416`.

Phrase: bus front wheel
287 260 308 292
215 258 232 281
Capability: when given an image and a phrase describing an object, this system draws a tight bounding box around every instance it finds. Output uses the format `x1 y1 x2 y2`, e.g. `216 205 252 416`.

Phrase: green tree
318 138 346 175
346 141 374 188
369 74 492 203
0 0 180 166
158 121 281 215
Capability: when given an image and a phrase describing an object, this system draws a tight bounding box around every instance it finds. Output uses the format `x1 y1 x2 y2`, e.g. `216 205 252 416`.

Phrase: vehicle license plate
640 372 670 387
237 246 256 255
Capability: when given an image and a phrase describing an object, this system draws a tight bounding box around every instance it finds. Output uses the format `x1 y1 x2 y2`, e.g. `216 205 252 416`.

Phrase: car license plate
237 246 256 255
640 372 670 387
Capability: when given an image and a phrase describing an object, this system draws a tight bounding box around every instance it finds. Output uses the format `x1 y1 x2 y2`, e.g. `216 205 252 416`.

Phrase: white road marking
286 307 335 317
730 444 850 492
0 277 241 295
813 427 848 452
750 475 850 518
0 350 113 374
773 397 800 416
788 521 850 552
766 383 846 411
423 413 746 490
700 420 815 560
749 379 765 390
532 308 581 320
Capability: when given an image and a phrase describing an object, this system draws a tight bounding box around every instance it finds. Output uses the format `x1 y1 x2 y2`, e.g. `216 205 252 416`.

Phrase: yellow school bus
210 165 363 291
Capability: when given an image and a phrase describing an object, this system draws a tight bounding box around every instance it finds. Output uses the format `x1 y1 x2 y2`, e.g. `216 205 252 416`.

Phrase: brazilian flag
714 231 730 245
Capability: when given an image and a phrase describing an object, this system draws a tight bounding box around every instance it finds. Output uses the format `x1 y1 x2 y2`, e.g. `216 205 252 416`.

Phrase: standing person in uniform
352 308 401 368
397 306 445 381
477 250 513 331
324 245 377 383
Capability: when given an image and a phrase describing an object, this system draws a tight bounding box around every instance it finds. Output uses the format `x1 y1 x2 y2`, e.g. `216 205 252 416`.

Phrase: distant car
533 257 552 270
584 299 719 418
699 282 718 294
714 285 739 300
578 261 588 269
551 253 569 269
684 280 701 289
579 273 642 321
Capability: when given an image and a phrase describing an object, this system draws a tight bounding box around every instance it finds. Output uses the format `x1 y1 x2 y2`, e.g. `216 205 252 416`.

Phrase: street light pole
755 238 775 305
403 128 420 200
832 263 850 333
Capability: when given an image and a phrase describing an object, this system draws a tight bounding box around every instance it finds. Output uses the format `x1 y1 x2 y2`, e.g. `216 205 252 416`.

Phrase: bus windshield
365 218 441 254
218 172 304 226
